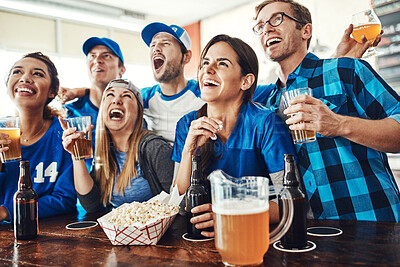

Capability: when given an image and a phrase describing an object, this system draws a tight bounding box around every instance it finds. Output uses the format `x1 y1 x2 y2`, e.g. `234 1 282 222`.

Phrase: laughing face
101 87 139 134
198 41 246 104
7 57 54 112
149 32 184 83
87 45 126 89
256 2 305 62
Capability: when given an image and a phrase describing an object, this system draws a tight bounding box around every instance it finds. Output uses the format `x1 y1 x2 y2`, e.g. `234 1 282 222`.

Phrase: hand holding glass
352 9 381 56
0 116 21 163
66 116 93 160
282 88 316 144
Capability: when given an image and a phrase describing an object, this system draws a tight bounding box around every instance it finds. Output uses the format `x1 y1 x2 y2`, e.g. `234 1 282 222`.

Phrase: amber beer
72 138 93 160
213 200 269 266
288 115 316 144
0 128 21 162
352 23 381 44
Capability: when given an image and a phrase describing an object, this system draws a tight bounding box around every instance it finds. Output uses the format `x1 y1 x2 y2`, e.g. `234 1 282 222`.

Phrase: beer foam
212 199 269 215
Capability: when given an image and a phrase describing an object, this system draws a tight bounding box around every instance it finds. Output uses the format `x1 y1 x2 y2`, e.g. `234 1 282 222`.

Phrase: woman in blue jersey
0 52 76 223
61 79 174 212
172 35 296 237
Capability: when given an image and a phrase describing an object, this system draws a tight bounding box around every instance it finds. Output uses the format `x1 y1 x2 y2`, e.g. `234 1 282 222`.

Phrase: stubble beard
154 56 184 83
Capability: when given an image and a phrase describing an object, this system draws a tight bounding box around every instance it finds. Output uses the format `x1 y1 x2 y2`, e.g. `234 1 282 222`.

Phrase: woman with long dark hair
172 35 296 237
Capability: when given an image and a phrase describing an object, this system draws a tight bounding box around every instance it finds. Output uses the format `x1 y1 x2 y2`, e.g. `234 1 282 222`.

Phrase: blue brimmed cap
141 22 191 50
82 37 124 65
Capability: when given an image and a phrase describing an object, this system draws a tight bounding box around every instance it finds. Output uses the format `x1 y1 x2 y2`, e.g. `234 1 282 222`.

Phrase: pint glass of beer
209 170 294 266
0 116 21 163
282 88 316 144
66 116 93 160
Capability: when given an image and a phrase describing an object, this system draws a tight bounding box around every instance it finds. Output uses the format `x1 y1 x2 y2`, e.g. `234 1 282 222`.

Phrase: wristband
85 88 90 95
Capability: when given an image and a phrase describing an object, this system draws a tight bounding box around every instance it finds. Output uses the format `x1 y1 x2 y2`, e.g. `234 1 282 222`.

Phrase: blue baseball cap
82 37 124 65
141 22 191 50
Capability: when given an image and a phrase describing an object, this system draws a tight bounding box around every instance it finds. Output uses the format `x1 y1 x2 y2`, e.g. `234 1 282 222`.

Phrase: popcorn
105 200 179 227
98 186 184 245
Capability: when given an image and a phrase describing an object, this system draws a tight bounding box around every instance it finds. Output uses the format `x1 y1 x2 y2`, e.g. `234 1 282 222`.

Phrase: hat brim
141 22 182 47
82 37 124 64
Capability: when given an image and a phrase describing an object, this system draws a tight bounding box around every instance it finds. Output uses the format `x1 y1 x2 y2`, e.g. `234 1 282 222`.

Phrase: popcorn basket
98 186 184 245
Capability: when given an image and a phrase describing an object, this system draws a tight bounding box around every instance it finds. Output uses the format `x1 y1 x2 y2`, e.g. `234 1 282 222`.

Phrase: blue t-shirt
172 102 296 178
63 95 97 169
109 149 153 207
0 117 76 223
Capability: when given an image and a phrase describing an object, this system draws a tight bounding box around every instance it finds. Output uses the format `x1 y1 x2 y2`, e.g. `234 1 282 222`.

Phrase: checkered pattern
97 214 177 245
260 53 400 222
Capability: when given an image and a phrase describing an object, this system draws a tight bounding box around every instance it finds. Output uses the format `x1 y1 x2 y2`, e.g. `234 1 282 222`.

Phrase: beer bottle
13 161 38 240
185 155 211 239
279 154 307 249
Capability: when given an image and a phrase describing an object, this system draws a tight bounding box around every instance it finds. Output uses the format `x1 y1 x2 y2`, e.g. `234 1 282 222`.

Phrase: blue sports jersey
256 52 400 222
63 95 97 168
172 102 296 178
0 117 76 223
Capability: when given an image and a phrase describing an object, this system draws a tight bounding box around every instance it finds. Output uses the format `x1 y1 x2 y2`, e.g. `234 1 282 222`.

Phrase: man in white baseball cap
140 22 204 143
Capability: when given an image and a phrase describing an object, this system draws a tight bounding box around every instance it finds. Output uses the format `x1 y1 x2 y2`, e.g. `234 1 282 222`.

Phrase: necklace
22 121 46 143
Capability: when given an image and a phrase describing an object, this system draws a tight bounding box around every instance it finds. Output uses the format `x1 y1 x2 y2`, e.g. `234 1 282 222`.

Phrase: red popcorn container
98 186 183 245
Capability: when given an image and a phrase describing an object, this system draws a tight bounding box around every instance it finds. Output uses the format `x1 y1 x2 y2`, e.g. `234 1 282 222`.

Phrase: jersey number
33 162 58 183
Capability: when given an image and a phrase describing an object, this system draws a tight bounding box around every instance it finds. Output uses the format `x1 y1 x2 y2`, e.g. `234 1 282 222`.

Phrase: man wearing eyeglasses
252 0 400 222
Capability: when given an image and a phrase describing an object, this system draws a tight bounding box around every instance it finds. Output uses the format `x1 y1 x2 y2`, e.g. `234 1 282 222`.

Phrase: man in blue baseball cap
140 22 204 143
63 37 126 169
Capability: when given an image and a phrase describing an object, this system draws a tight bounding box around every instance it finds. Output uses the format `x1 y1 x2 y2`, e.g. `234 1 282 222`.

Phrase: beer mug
209 170 294 266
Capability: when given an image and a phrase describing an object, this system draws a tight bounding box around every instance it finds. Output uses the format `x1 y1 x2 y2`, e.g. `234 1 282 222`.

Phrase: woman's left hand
190 203 214 237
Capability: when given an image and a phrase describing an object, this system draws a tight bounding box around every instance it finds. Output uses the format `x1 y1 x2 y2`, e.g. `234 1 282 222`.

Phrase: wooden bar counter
0 211 399 266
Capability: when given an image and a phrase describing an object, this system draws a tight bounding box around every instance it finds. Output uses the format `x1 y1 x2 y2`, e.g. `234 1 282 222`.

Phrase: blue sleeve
253 84 275 105
261 112 297 173
141 86 157 109
350 59 400 123
36 149 76 218
0 162 19 224
172 114 193 163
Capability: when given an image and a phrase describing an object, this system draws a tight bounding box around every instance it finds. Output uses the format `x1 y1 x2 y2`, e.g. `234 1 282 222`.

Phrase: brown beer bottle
279 154 307 249
185 155 211 239
13 161 38 240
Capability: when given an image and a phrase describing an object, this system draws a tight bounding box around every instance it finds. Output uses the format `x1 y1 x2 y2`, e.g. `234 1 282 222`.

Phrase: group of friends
1 0 400 239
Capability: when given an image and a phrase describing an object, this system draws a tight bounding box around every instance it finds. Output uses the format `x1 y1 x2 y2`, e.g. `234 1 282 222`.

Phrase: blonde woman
61 79 174 212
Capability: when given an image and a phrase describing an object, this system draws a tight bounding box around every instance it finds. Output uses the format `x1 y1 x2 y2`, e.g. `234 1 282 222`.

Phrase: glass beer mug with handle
209 170 294 266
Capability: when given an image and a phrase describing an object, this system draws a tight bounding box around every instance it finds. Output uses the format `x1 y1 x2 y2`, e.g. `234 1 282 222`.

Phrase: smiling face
256 2 307 63
101 86 139 134
198 41 247 104
87 45 126 89
149 32 185 83
7 57 53 112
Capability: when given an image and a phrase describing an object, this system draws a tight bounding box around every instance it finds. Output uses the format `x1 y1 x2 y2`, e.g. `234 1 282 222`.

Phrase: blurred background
0 0 399 177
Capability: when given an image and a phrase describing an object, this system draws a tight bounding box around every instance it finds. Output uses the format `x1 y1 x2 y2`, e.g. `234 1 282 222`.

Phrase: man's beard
154 58 183 83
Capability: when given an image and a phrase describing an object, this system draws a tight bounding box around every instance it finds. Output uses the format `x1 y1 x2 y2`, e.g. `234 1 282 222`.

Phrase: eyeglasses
252 12 307 35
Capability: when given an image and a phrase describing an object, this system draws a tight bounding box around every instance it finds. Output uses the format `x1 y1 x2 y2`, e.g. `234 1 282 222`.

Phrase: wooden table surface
0 211 399 266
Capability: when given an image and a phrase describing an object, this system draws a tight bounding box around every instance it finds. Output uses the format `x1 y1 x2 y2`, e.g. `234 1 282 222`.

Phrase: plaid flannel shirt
255 53 400 222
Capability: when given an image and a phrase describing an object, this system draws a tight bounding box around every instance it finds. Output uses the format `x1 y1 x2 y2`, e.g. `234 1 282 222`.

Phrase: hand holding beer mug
0 116 21 163
209 170 294 266
66 116 93 160
282 88 316 144
352 9 381 57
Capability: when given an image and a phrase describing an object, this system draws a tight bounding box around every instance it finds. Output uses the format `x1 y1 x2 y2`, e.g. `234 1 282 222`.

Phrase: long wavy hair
196 34 259 171
6 52 63 119
94 87 148 206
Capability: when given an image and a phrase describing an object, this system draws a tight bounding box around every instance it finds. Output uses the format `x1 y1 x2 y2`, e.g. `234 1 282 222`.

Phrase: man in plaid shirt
253 0 400 221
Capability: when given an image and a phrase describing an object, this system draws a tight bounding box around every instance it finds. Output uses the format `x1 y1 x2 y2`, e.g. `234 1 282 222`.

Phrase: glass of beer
66 116 93 160
352 9 381 57
209 170 294 266
282 88 316 144
0 116 21 163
